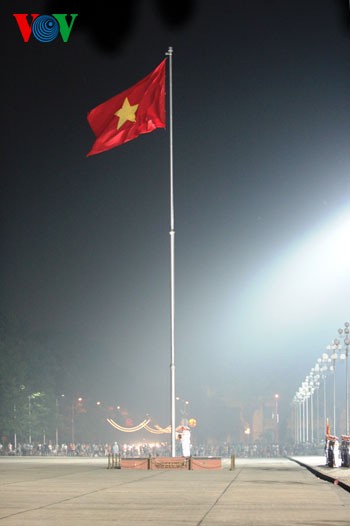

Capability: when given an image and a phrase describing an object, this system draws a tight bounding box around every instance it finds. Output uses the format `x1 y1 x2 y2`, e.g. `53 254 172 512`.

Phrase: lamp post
327 339 341 436
296 387 306 443
295 390 303 443
299 382 309 443
13 385 26 450
338 322 350 435
292 395 301 444
319 353 330 437
56 398 59 447
274 394 279 444
71 397 83 444
312 367 320 444
13 404 17 450
71 403 74 444
303 378 312 443
301 388 307 443
331 352 337 437
55 394 65 448
307 376 315 444
27 392 42 444
28 395 32 444
297 392 303 443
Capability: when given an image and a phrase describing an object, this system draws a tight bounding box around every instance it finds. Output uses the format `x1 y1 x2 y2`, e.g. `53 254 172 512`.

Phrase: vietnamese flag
87 59 166 156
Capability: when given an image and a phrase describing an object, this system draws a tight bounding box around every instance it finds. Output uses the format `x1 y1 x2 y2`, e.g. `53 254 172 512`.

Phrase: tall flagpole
166 46 176 457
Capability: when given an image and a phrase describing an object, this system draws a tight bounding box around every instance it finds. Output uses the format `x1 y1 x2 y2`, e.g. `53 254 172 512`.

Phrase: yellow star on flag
115 97 139 130
86 58 166 156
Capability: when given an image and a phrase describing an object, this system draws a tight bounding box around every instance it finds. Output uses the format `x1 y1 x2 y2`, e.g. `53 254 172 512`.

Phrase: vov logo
13 14 78 43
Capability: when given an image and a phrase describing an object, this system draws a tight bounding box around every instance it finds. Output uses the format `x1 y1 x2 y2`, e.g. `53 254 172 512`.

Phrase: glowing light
107 417 150 432
240 208 350 332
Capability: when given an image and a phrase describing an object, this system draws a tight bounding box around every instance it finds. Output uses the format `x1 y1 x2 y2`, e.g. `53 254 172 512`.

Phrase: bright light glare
241 208 350 330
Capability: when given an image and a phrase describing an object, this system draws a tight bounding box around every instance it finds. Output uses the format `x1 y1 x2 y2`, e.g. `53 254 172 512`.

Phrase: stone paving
290 455 350 490
0 456 349 525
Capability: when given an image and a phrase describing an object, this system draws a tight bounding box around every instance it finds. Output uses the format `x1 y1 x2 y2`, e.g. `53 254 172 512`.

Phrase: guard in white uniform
178 425 191 457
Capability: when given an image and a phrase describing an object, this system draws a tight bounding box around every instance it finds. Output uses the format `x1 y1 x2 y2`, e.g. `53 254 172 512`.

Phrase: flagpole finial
166 46 173 56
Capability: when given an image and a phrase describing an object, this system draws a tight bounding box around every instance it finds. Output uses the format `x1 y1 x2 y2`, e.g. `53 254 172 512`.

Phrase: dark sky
2 0 350 439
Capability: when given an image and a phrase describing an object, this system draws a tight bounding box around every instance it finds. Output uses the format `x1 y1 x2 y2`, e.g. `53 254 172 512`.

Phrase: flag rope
165 45 176 458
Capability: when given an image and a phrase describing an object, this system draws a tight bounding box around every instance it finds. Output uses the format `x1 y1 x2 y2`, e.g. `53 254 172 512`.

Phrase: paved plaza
0 456 350 525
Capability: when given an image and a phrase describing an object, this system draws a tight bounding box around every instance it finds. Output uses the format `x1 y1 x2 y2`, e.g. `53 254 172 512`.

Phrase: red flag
326 418 331 436
87 59 166 156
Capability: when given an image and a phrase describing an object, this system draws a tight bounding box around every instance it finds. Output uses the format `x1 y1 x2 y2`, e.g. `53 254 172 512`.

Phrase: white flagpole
166 46 176 457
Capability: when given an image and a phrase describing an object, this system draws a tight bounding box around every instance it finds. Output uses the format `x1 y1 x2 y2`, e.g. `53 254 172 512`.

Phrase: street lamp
292 395 300 444
28 392 42 444
306 375 316 444
318 353 331 437
311 366 321 444
55 394 65 448
301 382 310 443
338 322 350 435
327 339 341 436
273 394 279 444
71 397 83 444
13 385 26 450
294 390 304 443
297 391 304 444
299 387 307 443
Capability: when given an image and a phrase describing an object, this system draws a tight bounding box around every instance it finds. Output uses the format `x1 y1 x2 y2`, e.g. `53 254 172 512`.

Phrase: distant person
112 441 119 456
178 425 191 457
112 441 120 469
334 438 342 468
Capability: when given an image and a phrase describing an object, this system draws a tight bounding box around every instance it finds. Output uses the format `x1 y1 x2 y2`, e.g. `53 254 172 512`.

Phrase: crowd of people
2 437 348 462
0 440 297 458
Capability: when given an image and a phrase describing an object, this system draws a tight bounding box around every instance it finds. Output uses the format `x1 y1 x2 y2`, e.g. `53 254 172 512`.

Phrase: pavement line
196 468 243 525
0 470 167 521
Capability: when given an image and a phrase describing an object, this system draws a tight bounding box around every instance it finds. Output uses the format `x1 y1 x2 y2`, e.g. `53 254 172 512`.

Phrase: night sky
2 0 350 440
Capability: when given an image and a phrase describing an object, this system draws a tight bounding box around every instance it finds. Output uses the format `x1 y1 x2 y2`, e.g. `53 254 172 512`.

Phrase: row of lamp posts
14 393 84 447
292 322 349 444
55 394 83 446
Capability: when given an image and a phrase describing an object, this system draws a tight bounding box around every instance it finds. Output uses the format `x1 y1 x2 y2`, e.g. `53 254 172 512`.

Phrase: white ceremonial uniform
181 426 191 457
